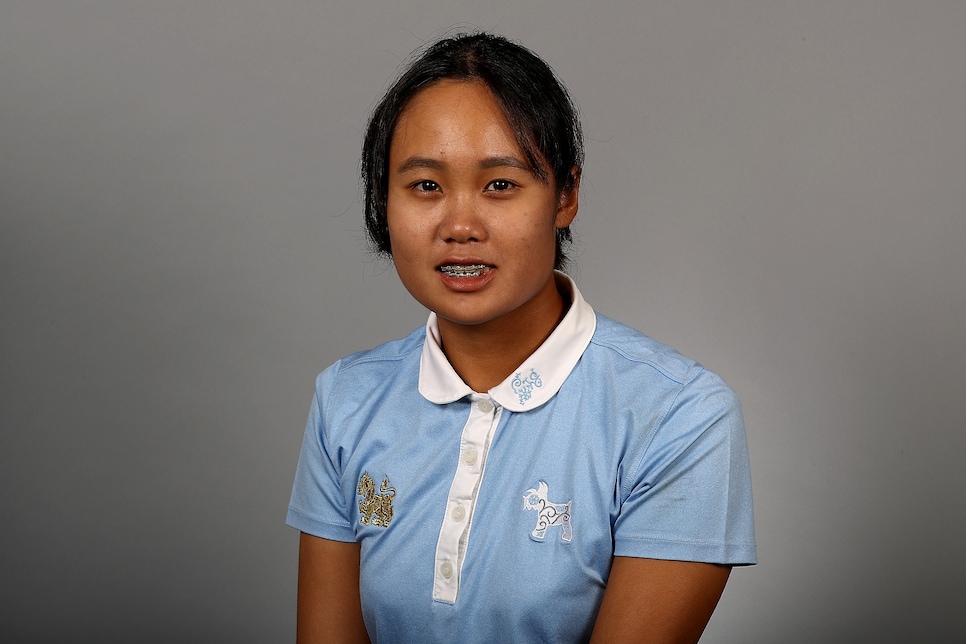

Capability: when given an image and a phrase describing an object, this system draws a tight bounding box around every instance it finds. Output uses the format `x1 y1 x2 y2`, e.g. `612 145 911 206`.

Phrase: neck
437 275 571 393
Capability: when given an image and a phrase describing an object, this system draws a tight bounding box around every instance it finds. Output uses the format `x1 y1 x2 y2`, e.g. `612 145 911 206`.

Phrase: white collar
418 272 597 412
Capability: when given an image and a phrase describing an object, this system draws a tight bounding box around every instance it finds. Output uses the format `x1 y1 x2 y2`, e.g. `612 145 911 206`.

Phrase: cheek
386 215 429 263
385 203 407 240
387 216 419 245
514 205 560 244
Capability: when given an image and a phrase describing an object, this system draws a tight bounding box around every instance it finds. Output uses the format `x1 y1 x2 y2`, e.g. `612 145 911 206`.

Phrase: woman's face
386 80 577 331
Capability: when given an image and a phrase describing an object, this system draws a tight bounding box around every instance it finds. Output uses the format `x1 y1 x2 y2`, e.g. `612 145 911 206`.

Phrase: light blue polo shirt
287 274 756 643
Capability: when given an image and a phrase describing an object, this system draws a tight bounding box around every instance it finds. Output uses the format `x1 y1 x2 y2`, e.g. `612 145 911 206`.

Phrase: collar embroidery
511 369 543 405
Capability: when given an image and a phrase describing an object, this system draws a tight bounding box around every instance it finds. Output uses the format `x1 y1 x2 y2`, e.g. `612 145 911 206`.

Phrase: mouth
437 264 492 278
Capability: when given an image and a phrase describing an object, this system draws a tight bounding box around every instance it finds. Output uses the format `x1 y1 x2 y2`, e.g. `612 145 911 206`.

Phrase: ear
554 166 581 229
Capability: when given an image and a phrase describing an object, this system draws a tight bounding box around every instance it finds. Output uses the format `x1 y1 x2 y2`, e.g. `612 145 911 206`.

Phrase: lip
436 259 496 292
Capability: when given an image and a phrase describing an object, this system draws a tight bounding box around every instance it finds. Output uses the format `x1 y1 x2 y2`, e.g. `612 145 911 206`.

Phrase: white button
451 505 466 521
478 399 493 413
463 448 478 466
440 561 453 579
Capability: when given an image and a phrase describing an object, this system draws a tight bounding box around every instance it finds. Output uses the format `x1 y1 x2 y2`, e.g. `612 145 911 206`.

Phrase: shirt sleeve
613 368 757 565
286 363 358 542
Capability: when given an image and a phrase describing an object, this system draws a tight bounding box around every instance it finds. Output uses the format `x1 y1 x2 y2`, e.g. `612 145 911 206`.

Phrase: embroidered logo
522 481 573 542
357 472 396 527
511 368 543 405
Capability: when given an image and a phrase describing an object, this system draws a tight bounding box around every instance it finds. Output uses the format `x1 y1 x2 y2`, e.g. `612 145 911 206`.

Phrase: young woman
287 33 756 643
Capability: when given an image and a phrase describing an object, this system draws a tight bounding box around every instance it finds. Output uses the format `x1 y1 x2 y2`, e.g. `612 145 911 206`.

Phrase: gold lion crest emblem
357 472 396 527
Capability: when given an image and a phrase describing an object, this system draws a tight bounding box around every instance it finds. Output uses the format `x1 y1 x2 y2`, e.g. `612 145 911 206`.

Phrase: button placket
432 395 501 603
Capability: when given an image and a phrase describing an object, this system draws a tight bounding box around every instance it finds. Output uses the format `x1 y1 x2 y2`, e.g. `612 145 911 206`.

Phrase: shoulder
588 314 704 383
314 327 425 400
584 313 739 413
333 326 424 372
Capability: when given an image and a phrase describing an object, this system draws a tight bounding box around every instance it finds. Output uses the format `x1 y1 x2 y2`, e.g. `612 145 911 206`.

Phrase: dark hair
362 32 584 270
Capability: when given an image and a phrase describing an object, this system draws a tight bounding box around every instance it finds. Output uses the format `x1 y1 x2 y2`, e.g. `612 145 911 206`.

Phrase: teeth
439 264 489 278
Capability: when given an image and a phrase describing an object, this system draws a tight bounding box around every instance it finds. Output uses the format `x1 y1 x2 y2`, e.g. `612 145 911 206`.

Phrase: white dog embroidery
523 481 573 542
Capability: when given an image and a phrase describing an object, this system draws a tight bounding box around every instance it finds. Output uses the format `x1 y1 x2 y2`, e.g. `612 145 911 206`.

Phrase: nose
438 194 486 243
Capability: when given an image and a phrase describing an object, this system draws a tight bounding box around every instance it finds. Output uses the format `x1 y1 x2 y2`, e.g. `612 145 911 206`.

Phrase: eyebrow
396 157 444 173
395 155 532 174
479 155 532 172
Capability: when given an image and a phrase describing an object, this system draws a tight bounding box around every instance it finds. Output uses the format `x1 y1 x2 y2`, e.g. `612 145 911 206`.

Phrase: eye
485 179 516 192
412 180 440 193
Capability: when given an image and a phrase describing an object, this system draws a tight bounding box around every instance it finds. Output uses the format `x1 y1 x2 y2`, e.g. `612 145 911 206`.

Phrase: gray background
2 2 964 642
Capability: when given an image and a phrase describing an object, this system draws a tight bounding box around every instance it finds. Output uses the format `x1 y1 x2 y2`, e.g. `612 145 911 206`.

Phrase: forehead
390 80 523 160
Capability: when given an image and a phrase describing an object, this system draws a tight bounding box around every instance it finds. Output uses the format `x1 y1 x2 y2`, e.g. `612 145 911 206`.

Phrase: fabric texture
287 274 756 643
